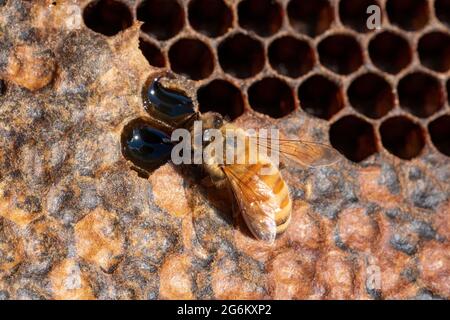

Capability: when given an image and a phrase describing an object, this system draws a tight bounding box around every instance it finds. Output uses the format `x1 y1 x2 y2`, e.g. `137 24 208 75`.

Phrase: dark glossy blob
122 120 173 171
144 78 196 127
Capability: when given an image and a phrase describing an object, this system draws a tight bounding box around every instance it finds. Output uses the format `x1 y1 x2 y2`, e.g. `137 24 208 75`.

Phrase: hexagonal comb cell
428 115 450 157
447 79 450 105
188 0 233 38
287 0 334 37
0 79 5 95
137 0 184 40
435 0 450 26
268 36 315 79
329 115 377 162
197 80 245 120
139 37 165 68
380 116 425 159
238 0 283 37
368 31 412 74
339 0 381 33
83 0 133 36
418 31 450 73
318 34 363 75
386 0 429 31
248 78 295 119
348 73 394 119
298 75 344 120
398 72 444 118
218 33 265 79
168 39 214 80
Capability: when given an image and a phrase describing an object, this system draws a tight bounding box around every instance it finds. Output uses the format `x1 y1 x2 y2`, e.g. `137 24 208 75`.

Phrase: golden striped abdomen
218 124 292 240
236 161 292 236
258 163 292 235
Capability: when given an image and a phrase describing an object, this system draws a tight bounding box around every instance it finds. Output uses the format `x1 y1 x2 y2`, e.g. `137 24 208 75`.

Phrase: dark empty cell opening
218 33 265 79
386 0 429 31
429 115 450 156
447 79 450 105
348 73 394 119
298 75 343 120
248 78 295 118
139 37 165 68
137 0 184 40
368 31 412 74
287 0 333 37
197 80 245 120
339 0 381 33
380 116 425 159
329 115 377 162
268 36 315 78
0 79 5 95
318 34 363 75
188 0 232 37
238 0 283 37
436 0 450 26
398 72 444 118
83 0 133 36
418 32 450 73
168 39 214 80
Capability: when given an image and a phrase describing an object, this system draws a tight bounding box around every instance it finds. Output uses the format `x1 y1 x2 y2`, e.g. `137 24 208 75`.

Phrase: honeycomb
82 0 450 163
0 0 449 301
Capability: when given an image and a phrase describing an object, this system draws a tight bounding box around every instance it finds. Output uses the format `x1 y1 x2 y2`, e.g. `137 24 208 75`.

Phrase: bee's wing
223 165 277 243
253 137 341 168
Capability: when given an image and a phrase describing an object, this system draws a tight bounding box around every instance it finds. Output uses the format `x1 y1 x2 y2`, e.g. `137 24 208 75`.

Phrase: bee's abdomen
261 165 292 235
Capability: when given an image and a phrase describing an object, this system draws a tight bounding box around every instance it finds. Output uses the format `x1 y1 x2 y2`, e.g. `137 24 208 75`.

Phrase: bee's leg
201 175 228 189
229 186 239 219
141 112 177 135
200 168 228 189
202 163 228 188
210 173 228 189
200 176 215 188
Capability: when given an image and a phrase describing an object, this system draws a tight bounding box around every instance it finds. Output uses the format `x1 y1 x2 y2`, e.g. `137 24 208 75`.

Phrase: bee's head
198 112 225 148
201 112 225 130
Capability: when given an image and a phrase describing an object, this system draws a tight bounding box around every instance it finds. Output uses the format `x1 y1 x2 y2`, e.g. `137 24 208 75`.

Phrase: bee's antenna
181 111 201 129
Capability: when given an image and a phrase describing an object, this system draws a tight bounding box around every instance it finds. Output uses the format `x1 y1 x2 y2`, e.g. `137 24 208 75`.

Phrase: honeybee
122 78 340 243
196 112 339 243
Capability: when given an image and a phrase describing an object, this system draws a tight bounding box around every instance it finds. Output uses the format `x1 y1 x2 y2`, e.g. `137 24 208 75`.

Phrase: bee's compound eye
121 120 173 171
213 116 223 129
145 78 195 122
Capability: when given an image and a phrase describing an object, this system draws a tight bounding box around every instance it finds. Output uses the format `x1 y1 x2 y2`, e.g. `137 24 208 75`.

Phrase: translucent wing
252 137 341 168
223 164 278 243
